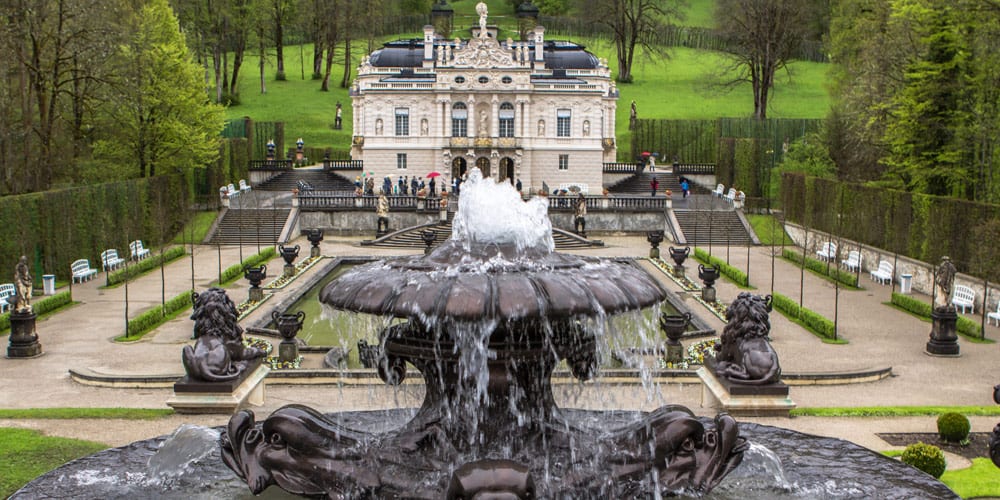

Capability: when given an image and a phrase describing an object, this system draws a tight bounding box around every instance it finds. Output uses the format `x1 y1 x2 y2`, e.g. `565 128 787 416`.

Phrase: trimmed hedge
771 291 837 340
694 248 749 287
0 291 73 332
106 246 186 286
219 247 277 285
901 443 946 479
782 248 859 287
891 293 984 339
123 290 194 340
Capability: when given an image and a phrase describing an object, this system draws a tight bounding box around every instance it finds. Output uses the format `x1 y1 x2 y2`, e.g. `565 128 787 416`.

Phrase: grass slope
0 428 107 498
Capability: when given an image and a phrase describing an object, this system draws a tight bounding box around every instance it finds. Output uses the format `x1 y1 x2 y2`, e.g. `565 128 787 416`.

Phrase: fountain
13 168 960 499
222 168 745 497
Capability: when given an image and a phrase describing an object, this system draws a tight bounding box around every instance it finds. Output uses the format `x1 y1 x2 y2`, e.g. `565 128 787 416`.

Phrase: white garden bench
870 260 893 285
816 242 837 262
239 179 252 192
0 283 15 313
841 250 862 272
72 259 98 283
714 184 725 197
101 249 125 271
722 188 737 203
987 301 1000 326
129 240 151 261
952 285 975 314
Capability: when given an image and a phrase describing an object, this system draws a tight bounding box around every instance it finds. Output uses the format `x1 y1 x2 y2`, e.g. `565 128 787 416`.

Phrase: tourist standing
680 178 690 198
650 177 659 197
516 178 522 193
429 177 437 196
411 176 419 195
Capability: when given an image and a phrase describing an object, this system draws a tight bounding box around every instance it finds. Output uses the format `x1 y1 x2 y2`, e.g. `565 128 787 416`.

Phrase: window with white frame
499 102 515 138
452 102 468 137
558 154 569 170
556 109 571 137
395 108 409 136
397 153 407 169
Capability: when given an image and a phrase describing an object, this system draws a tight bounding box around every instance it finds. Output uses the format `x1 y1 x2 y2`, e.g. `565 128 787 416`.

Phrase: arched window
499 102 515 138
452 102 468 137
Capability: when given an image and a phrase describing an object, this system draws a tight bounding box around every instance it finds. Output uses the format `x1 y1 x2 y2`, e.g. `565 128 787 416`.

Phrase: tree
576 0 684 83
94 0 223 178
715 0 815 120
272 0 294 80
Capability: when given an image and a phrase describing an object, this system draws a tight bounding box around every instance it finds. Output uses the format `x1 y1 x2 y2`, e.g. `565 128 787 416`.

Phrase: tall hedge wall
0 175 188 284
781 173 1000 279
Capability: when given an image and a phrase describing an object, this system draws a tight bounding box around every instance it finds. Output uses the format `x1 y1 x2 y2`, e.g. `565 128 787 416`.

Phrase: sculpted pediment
452 36 517 69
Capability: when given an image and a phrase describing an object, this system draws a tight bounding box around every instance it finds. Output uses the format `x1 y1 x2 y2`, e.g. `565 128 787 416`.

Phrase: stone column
7 311 41 358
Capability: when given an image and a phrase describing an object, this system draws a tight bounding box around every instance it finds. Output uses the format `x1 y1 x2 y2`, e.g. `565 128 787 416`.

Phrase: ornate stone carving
452 36 516 69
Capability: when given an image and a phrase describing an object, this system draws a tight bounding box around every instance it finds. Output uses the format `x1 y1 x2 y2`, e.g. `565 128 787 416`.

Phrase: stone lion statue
714 292 781 385
182 288 266 382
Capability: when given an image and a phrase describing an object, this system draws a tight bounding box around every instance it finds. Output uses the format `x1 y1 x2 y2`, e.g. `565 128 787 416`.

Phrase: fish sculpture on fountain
221 168 747 497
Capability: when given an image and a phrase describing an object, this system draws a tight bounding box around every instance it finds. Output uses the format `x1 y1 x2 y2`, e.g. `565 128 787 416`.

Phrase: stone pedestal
310 246 321 258
702 286 716 303
279 340 299 363
649 247 660 259
697 364 795 417
167 361 269 414
7 311 42 358
284 264 295 279
926 307 960 356
248 287 264 303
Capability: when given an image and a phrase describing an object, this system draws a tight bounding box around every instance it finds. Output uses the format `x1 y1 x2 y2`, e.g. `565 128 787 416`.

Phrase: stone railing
674 163 716 175
323 160 364 171
603 162 639 174
297 193 667 212
249 160 294 171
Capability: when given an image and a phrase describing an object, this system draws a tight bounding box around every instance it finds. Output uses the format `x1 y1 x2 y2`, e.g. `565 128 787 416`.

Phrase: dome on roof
369 40 424 67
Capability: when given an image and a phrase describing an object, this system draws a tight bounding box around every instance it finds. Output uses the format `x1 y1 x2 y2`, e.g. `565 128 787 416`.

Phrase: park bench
870 260 893 285
841 250 862 272
722 188 737 204
297 180 315 192
816 242 837 262
952 284 975 314
101 249 125 272
239 179 252 192
71 259 98 283
714 184 725 197
988 302 1000 326
129 240 151 261
0 283 14 313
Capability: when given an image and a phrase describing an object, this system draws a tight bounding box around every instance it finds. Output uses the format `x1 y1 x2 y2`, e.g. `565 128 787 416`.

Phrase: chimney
534 26 545 69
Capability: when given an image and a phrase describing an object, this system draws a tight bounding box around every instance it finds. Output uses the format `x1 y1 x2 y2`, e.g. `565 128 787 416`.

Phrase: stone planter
646 230 665 259
307 229 324 258
659 312 692 364
244 265 267 302
699 264 721 303
279 245 300 278
272 311 305 363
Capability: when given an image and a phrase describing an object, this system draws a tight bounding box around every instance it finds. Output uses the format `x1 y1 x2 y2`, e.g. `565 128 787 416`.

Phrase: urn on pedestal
659 312 692 364
244 265 267 302
306 229 324 258
271 311 305 364
646 230 664 259
279 245 300 278
668 246 690 277
699 264 721 303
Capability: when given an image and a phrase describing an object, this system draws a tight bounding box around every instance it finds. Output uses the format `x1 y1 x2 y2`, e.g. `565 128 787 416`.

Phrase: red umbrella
641 151 651 157
426 171 442 178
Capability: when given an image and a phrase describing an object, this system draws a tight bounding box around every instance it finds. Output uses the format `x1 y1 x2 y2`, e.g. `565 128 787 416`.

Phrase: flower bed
266 355 303 370
244 337 273 356
659 338 718 369
263 256 323 290
649 257 726 320
236 294 272 321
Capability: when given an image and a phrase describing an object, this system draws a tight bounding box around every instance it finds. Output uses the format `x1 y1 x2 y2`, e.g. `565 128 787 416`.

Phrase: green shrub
219 246 277 285
106 246 186 286
781 248 858 287
694 248 749 287
771 291 838 340
123 290 194 340
891 293 984 339
0 291 73 332
901 442 946 478
771 292 800 318
937 412 971 443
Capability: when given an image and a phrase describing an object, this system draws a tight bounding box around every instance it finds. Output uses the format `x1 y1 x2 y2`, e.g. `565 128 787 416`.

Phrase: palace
349 6 617 194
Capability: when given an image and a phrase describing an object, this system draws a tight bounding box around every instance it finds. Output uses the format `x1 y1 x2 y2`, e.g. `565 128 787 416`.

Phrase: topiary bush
901 442 946 478
937 412 971 443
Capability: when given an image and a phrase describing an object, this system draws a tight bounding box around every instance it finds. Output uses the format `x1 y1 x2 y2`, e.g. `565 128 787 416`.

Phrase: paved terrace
1 235 998 468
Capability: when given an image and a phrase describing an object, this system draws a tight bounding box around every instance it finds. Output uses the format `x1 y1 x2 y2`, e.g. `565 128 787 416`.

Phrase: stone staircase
606 172 712 196
208 208 291 245
672 209 754 246
364 211 603 250
255 169 356 192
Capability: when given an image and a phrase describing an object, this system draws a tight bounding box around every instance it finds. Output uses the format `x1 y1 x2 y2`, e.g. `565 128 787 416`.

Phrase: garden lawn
0 428 107 498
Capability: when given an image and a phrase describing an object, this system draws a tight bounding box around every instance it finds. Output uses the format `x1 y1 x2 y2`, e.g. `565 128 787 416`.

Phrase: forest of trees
4 0 1000 206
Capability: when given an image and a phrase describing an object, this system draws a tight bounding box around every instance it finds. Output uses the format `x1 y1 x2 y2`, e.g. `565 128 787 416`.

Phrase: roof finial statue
476 2 488 38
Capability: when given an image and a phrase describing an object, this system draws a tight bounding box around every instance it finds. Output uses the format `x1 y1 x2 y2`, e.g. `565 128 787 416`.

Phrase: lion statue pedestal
697 293 795 417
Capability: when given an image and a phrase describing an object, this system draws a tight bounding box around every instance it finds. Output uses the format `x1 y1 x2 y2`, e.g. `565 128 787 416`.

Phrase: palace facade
349 13 618 194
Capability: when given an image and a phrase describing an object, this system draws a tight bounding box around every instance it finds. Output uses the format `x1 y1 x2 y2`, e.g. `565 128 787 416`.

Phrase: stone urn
698 264 721 303
421 230 437 255
668 246 690 277
279 244 300 278
659 312 692 364
307 229 324 258
646 230 665 259
244 265 267 302
271 311 305 364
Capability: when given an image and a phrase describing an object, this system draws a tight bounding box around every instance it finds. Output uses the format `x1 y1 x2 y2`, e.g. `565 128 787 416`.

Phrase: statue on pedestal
714 293 781 385
13 255 32 313
181 288 266 382
934 256 957 311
